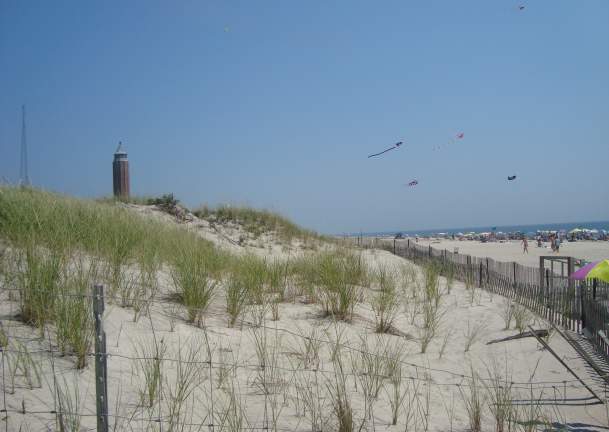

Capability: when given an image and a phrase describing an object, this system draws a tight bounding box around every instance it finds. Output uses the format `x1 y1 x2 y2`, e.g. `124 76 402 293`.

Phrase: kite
507 175 517 181
368 141 403 158
434 132 464 151
407 180 418 187
518 5 525 10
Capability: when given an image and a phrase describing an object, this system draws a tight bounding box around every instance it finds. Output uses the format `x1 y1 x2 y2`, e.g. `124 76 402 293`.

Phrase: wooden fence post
567 257 575 330
93 284 109 432
539 257 544 299
512 262 517 295
486 258 489 287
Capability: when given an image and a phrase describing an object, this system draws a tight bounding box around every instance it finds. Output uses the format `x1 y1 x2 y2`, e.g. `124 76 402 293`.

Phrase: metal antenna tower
20 105 30 186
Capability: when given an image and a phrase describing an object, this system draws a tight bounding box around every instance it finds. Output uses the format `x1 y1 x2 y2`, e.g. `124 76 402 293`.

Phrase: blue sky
1 1 608 234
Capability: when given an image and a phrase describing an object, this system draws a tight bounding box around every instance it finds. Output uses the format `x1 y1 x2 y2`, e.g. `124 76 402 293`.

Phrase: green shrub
146 193 179 209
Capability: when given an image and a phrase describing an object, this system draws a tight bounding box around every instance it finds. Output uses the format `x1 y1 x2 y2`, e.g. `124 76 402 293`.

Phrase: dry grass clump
56 374 83 432
289 254 318 303
10 244 96 368
216 379 249 432
351 337 386 420
133 337 167 408
194 204 322 243
266 258 289 302
55 261 96 369
513 305 532 334
459 366 484 432
444 262 455 294
424 263 442 307
382 338 409 425
0 322 8 348
5 339 42 393
170 244 220 326
163 337 207 430
501 299 515 330
282 250 369 319
16 246 63 333
327 349 353 432
418 300 442 353
371 266 400 333
226 254 292 325
484 360 516 432
464 320 486 352
414 263 444 354
289 326 322 369
225 271 250 328
316 252 365 321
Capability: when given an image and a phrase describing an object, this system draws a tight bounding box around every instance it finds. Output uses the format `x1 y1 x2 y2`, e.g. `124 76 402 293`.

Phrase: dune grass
134 337 166 408
315 251 367 321
0 186 228 328
55 260 97 369
459 366 483 432
371 266 400 333
194 204 322 242
0 186 217 271
170 244 220 327
17 245 64 334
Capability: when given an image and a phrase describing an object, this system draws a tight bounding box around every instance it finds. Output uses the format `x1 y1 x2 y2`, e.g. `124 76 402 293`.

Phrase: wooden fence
370 238 609 362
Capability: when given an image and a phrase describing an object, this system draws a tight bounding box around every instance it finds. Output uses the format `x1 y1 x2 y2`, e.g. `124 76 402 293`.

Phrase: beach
397 238 609 268
2 189 609 431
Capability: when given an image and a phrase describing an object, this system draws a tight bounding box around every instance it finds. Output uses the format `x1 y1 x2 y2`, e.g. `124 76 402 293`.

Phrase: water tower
112 142 130 199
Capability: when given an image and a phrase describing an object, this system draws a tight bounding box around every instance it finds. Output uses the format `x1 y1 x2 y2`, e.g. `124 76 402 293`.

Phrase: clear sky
1 1 608 234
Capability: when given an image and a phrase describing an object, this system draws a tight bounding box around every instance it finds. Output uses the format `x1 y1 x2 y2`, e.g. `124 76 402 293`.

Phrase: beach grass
194 204 323 243
371 266 400 333
170 243 220 326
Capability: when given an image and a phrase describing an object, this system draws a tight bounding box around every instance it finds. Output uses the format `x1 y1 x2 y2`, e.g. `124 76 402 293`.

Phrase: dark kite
368 141 403 158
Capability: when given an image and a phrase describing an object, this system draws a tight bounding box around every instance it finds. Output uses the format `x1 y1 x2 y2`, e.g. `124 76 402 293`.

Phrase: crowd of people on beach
523 233 560 254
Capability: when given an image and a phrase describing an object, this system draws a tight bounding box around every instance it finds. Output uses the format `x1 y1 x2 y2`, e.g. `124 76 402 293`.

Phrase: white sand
402 238 609 267
2 217 608 431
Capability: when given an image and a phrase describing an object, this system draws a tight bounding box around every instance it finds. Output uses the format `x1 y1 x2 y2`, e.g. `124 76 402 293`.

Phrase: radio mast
20 105 30 186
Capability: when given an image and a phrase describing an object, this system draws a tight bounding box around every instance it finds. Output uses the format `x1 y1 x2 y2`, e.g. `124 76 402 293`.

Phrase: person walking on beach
522 236 529 254
554 236 561 254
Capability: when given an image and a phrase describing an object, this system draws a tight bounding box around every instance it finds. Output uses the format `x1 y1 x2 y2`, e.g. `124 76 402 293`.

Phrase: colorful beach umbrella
570 260 609 283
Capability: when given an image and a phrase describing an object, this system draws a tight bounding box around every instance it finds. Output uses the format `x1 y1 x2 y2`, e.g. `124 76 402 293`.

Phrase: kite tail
367 146 396 158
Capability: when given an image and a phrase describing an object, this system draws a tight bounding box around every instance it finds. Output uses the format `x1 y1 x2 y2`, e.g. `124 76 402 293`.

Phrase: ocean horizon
348 220 609 238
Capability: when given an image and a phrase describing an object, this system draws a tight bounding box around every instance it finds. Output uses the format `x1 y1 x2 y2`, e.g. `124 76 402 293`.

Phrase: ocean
358 220 609 237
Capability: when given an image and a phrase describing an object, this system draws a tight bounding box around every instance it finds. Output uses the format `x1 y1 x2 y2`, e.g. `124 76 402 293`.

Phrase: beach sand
2 210 608 431
403 238 609 267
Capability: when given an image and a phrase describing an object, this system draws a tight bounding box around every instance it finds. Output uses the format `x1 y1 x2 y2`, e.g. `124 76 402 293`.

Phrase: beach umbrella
569 260 609 283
